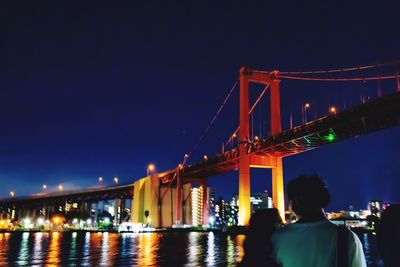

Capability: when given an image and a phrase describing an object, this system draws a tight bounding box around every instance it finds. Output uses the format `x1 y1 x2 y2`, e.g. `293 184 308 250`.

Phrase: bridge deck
0 184 134 208
160 91 400 183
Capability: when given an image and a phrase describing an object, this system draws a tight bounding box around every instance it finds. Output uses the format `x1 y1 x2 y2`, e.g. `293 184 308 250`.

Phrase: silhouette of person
377 204 400 267
239 208 282 267
271 175 366 267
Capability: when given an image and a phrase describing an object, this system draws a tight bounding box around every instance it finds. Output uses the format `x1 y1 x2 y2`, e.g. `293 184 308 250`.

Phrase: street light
114 177 119 184
147 164 155 176
10 191 15 198
98 177 103 183
329 106 337 114
42 184 47 191
302 103 311 124
58 185 63 191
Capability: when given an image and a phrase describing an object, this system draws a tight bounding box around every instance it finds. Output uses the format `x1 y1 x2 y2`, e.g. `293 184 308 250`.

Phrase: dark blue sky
1 2 399 211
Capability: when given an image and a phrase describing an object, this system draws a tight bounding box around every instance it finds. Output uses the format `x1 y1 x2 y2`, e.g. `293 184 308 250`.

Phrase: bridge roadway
160 91 400 183
1 91 399 212
0 184 134 208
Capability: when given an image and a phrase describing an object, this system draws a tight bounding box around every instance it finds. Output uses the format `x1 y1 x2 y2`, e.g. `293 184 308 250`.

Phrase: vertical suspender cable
258 103 262 138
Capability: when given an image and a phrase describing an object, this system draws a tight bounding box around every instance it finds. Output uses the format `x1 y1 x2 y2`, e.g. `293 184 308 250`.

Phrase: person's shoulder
277 220 339 234
346 227 363 244
271 222 301 239
271 224 290 241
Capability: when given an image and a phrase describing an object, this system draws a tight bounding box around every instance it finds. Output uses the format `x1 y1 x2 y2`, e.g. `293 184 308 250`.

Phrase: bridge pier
176 166 183 225
272 157 285 220
270 75 285 221
238 67 251 226
238 67 285 225
201 180 209 225
114 199 121 226
132 174 192 228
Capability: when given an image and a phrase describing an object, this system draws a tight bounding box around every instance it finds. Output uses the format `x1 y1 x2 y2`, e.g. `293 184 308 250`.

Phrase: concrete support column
272 157 285 220
270 74 285 221
176 167 183 225
93 202 98 224
17 208 22 221
157 183 162 227
114 199 121 226
119 199 125 224
201 180 208 226
239 67 251 226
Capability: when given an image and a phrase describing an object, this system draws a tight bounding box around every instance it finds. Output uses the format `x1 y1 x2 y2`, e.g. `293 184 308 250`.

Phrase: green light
326 134 335 142
320 129 337 142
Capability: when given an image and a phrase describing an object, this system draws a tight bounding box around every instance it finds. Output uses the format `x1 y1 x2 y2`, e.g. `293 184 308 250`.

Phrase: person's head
244 208 282 254
248 208 282 236
287 175 331 218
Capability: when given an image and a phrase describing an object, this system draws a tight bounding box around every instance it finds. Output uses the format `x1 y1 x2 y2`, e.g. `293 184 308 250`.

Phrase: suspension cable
261 59 400 75
224 83 270 147
280 74 400 82
184 80 238 164
397 69 400 92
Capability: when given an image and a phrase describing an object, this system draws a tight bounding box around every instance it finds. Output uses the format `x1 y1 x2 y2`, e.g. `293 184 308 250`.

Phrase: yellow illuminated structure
191 187 205 226
132 174 192 228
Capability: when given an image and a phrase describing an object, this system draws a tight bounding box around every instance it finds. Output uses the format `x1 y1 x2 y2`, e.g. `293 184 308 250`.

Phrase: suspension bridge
1 60 400 228
158 61 400 226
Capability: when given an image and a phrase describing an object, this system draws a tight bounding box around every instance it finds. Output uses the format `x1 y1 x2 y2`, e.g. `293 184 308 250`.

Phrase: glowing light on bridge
326 134 336 142
147 164 155 176
303 102 311 123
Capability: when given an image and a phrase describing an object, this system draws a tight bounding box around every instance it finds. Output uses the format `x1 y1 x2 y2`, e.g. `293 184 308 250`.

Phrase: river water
0 231 383 266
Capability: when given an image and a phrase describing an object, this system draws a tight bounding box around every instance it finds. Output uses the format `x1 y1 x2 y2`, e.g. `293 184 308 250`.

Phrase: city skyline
1 2 400 211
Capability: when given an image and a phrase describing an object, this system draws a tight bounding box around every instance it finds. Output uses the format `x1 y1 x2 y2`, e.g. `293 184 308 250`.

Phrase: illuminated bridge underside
161 91 400 183
0 184 134 208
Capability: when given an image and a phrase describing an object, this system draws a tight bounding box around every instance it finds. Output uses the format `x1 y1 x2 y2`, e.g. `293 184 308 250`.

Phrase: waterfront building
368 200 385 218
227 195 239 226
191 185 210 226
208 187 216 225
250 191 273 211
214 197 226 227
231 190 273 222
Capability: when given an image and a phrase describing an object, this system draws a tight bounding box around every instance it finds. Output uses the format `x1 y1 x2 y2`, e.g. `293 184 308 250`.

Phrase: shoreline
0 226 374 235
0 228 226 234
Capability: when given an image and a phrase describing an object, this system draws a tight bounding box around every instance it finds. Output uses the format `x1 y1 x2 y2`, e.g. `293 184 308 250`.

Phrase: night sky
1 2 399 211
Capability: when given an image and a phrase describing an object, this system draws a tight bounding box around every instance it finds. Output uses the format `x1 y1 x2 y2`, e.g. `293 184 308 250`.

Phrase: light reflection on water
0 231 381 266
206 232 215 266
47 232 61 266
359 233 384 267
32 232 43 265
0 233 10 264
187 232 200 266
82 232 91 266
17 232 29 266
